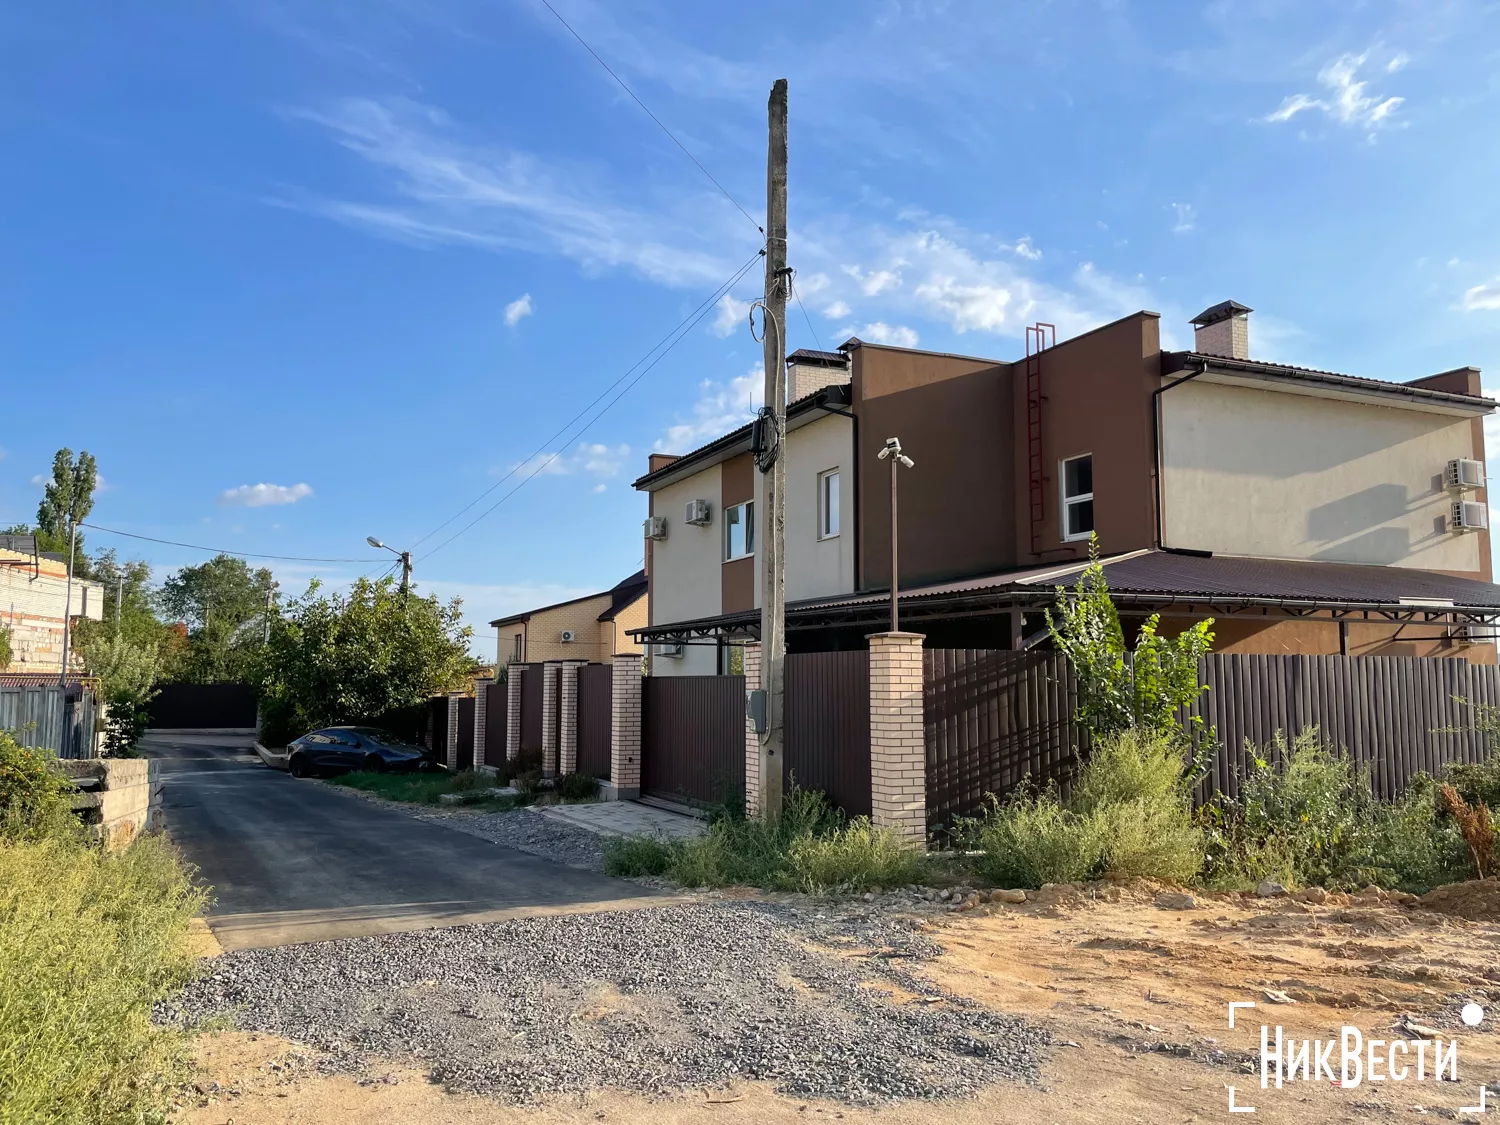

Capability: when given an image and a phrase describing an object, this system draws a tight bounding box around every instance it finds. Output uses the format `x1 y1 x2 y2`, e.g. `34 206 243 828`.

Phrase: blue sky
5 0 1500 654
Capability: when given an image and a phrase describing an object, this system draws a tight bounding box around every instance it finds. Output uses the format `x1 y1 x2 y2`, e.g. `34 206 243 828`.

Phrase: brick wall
609 653 643 796
868 632 927 843
541 662 560 776
742 642 762 817
1 549 104 673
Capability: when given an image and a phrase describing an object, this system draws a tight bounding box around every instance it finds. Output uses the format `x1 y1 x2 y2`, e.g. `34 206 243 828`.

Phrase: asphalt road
145 733 669 951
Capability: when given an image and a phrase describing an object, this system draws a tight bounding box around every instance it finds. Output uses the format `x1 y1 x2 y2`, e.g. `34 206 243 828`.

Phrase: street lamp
367 537 412 596
876 437 915 633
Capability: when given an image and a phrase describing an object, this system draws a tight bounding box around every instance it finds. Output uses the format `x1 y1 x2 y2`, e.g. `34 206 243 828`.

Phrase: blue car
285 726 435 778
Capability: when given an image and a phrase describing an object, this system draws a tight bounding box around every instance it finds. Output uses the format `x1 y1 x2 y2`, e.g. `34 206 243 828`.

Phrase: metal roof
787 348 849 367
1190 300 1253 326
1163 351 1494 412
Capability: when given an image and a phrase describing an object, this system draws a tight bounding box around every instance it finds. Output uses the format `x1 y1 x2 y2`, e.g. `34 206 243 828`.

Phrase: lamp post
367 537 412 597
876 437 914 633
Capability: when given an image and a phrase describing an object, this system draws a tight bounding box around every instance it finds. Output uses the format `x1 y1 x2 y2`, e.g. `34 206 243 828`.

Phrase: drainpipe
1152 359 1210 549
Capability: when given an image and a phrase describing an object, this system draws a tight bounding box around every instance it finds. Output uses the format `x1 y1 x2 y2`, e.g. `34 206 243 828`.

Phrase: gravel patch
169 901 1046 1104
413 806 609 873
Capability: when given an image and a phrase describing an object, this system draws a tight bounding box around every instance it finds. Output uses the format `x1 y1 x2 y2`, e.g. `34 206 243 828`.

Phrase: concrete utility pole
878 438 915 632
758 78 789 820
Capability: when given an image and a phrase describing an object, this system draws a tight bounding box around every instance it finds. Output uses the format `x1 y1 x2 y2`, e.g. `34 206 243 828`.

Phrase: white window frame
1060 453 1094 542
817 468 841 540
723 499 755 562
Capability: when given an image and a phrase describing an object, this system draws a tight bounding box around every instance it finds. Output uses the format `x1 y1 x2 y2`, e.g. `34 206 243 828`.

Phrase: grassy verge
603 789 930 893
0 732 206 1123
328 767 601 811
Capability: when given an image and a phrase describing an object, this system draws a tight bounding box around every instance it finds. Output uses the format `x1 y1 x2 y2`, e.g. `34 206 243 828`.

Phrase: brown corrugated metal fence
641 675 745 806
519 665 543 756
577 663 613 779
456 695 475 770
483 681 508 768
785 651 872 818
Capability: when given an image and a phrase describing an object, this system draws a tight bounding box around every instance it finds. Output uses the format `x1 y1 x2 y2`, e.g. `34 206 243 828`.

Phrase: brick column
472 677 490 771
505 668 523 762
741 642 763 818
558 660 586 775
607 652 643 800
541 662 561 777
445 692 463 772
867 632 927 845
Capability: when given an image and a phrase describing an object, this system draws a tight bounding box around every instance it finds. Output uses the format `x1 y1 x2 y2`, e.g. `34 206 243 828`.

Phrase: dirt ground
174 882 1500 1125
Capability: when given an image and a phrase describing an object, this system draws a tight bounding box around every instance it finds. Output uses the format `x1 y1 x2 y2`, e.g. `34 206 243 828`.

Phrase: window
511 633 524 662
724 500 755 560
1060 454 1094 541
818 469 841 539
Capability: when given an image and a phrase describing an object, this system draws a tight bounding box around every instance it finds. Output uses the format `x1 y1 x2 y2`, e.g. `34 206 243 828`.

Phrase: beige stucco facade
647 462 726 676
760 412 856 603
1160 376 1489 575
495 588 645 667
2 548 104 672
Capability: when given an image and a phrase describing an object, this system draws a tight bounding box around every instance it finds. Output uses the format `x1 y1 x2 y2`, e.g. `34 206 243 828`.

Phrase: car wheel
288 753 311 778
363 754 386 773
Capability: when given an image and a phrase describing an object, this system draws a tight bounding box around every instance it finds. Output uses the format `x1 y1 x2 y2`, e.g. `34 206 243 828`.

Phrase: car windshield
348 728 424 752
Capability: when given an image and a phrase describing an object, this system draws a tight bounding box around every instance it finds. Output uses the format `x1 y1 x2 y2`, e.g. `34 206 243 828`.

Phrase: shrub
970 789 1099 887
0 833 205 1123
0 733 80 843
602 835 678 877
512 768 544 796
1444 755 1500 812
556 772 600 801
449 769 489 793
1439 783 1494 880
784 818 928 892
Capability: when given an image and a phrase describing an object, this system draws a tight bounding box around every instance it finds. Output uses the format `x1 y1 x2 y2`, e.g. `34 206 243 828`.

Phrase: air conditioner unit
685 499 712 526
643 515 668 540
1445 458 1486 490
1451 499 1489 532
560 630 576 643
657 642 684 659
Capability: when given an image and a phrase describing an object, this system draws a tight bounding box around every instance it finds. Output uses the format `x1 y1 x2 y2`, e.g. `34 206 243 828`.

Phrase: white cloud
219 482 314 507
1264 52 1404 132
284 97 743 288
1462 281 1500 311
1009 236 1042 261
842 322 920 348
592 482 607 494
1170 202 1197 234
843 264 902 296
795 271 830 296
656 366 761 452
28 474 45 488
822 299 851 320
711 293 751 338
504 292 533 326
507 442 632 481
1387 52 1409 73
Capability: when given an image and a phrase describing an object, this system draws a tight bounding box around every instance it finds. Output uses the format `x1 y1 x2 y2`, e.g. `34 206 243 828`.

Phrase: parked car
285 726 435 778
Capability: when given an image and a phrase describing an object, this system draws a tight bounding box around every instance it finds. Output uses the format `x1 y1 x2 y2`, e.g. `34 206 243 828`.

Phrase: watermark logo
1226 1000 1490 1115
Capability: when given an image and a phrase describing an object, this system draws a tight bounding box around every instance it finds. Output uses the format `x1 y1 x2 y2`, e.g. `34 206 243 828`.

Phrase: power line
792 284 823 351
79 523 384 564
405 248 764 557
420 248 766 561
535 0 763 235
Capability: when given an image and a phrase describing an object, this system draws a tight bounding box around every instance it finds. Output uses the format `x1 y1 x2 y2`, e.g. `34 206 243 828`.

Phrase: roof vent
1190 300 1252 360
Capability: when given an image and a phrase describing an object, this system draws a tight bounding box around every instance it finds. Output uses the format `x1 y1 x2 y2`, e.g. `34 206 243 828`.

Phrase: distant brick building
1 545 104 673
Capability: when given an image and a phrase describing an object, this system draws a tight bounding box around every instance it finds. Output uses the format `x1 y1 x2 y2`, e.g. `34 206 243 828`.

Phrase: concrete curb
253 742 290 771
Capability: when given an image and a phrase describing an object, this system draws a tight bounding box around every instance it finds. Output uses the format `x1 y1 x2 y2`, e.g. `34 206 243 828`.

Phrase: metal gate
577 664 612 779
456 695 475 770
785 651 871 817
483 681 508 768
641 675 744 806
519 665 543 757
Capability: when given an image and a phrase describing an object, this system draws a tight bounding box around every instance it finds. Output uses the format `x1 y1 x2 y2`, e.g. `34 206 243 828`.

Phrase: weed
602 835 678 877
0 734 80 844
1439 783 1494 879
555 772 600 801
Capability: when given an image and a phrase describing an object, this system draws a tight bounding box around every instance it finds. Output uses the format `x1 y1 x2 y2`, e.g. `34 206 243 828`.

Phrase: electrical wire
534 0 763 235
419 248 766 562
404 248 764 558
79 522 385 564
792 285 823 351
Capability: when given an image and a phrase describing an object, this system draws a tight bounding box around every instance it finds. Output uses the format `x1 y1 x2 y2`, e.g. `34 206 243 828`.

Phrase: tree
0 625 10 671
256 577 473 746
82 634 162 758
34 448 98 565
158 554 275 683
1046 538 1215 745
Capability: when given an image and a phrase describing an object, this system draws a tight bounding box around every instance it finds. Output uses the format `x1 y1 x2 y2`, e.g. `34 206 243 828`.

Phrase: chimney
786 348 852 403
1190 300 1252 360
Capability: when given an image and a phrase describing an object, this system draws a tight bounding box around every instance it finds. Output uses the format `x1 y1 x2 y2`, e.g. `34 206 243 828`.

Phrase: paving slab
537 799 708 840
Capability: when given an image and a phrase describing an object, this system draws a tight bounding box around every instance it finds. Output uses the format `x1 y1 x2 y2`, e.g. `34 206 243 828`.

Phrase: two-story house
633 303 1500 668
490 570 647 667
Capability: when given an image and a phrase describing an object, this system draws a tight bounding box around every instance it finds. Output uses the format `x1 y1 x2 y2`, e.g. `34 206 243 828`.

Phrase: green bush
556 772 600 801
512 768 544 797
1444 756 1500 811
0 733 80 844
602 835 678 877
968 729 1202 888
0 832 206 1124
784 818 929 892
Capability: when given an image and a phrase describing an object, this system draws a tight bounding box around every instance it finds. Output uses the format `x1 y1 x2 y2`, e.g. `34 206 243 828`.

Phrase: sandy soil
174 883 1500 1125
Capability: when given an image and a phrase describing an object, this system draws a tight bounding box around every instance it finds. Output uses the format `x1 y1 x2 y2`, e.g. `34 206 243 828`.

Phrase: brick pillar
541 662 561 777
472 677 490 770
445 692 463 772
559 660 585 776
741 642 763 818
608 652 643 799
505 668 523 762
867 632 927 845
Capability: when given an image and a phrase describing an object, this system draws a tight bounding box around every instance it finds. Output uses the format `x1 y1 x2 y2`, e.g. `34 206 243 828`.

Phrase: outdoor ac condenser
1452 499 1489 532
560 630 576 643
685 499 712 525
1445 458 1486 490
643 515 668 540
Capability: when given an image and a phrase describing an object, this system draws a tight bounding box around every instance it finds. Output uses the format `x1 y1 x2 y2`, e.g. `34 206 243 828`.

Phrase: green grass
328 767 603 810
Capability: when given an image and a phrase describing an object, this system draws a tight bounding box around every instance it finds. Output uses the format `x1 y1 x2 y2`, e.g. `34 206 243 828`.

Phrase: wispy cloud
505 442 632 481
1170 202 1196 234
283 97 745 288
504 292 533 326
711 293 751 338
219 482 314 507
841 322 920 348
843 264 903 296
1462 280 1500 311
821 300 851 320
656 366 760 452
1264 52 1405 133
